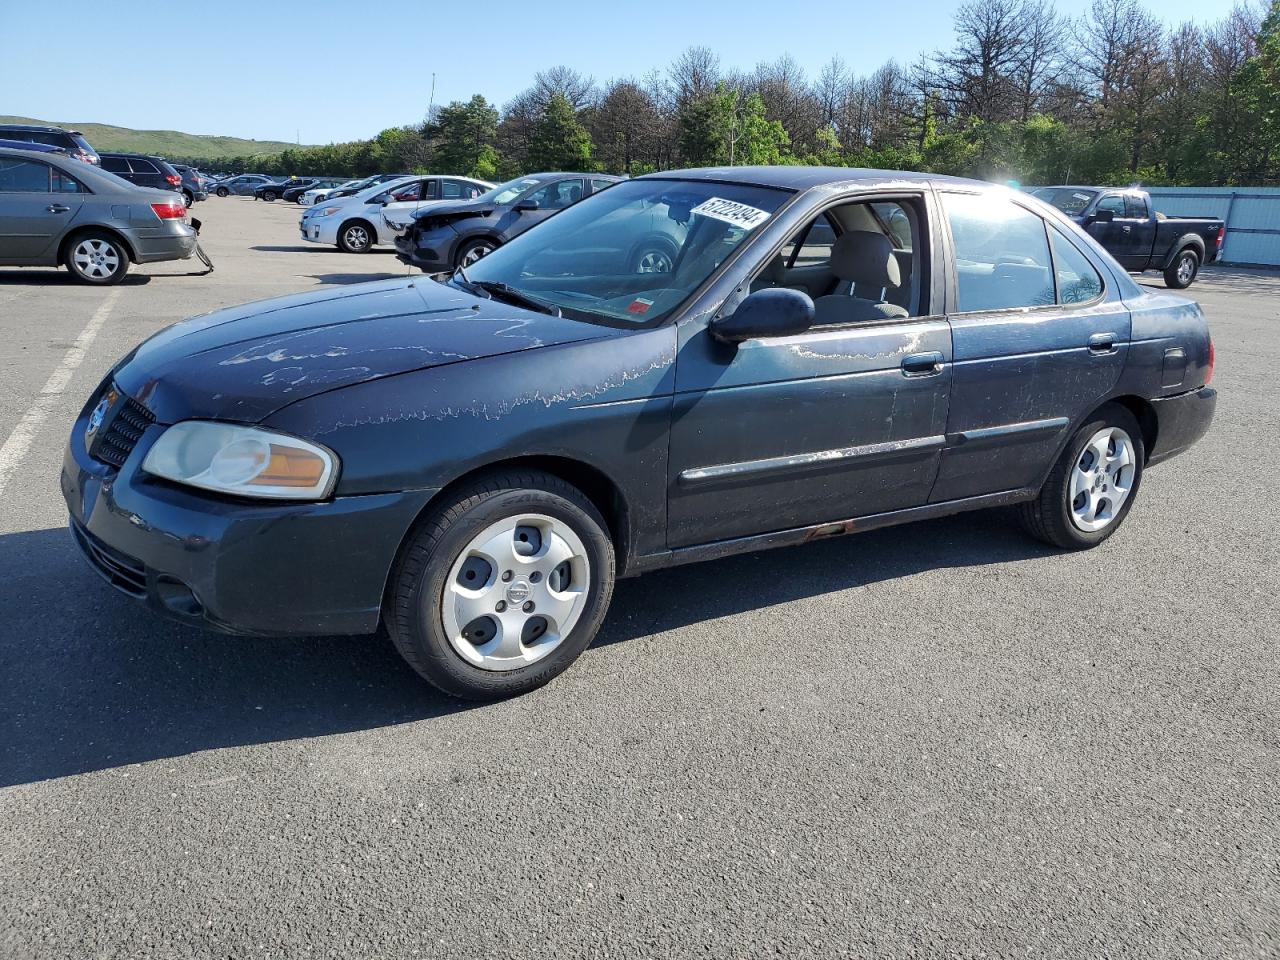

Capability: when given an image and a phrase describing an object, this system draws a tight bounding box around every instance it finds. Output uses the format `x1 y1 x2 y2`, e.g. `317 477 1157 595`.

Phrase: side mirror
710 288 815 344
515 198 539 212
1088 208 1115 225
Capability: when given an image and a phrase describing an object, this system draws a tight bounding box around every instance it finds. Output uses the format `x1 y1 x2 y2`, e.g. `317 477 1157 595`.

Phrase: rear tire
1164 248 1199 289
337 219 375 253
385 471 615 700
64 231 130 285
1017 403 1144 549
263 190 278 202
182 190 193 207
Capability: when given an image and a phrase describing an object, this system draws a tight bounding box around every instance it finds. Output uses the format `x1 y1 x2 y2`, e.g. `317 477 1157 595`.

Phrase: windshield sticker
1073 193 1092 202
626 297 655 315
690 198 771 230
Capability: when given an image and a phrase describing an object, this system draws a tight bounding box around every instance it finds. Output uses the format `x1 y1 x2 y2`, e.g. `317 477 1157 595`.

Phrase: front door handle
901 351 945 377
1088 332 1117 354
47 204 71 214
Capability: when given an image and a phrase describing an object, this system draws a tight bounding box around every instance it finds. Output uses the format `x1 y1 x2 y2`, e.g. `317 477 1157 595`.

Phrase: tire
630 241 676 274
337 219 375 253
1164 247 1199 289
385 470 616 700
216 186 229 198
263 190 277 202
1016 403 1145 550
455 238 496 269
182 190 194 207
63 231 130 285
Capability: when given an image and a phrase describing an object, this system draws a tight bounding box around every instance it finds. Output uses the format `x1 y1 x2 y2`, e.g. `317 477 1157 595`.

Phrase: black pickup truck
1032 186 1225 288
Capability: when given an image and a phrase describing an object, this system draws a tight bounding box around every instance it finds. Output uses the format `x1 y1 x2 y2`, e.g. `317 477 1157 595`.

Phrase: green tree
429 95 501 178
526 93 594 171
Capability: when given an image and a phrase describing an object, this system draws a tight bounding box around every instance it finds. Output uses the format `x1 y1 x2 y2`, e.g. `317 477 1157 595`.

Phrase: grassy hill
0 116 313 159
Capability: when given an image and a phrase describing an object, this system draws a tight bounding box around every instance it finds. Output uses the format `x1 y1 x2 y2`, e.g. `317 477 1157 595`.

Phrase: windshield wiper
470 280 562 317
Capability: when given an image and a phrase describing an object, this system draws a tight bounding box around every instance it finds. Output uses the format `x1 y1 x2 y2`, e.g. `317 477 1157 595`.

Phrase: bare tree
1014 0 1066 120
932 0 1028 123
591 79 664 174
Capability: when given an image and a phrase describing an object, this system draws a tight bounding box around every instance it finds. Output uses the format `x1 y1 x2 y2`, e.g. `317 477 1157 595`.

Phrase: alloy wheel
1177 253 1196 285
442 513 590 672
343 225 370 251
461 242 493 267
72 239 120 280
636 249 673 274
1069 427 1136 532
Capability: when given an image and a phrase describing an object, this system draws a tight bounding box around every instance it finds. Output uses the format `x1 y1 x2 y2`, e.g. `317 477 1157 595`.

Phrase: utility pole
428 73 437 123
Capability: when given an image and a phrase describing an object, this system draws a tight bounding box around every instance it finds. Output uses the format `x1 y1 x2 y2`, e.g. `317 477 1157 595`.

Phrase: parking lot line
0 287 120 496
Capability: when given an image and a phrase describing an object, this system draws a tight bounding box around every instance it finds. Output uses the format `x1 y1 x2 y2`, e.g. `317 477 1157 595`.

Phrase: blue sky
2 0 1224 145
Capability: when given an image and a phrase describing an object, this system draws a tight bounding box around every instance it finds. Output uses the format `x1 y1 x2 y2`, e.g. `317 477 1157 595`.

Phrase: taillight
151 201 186 220
166 174 182 186
1214 226 1225 252
1206 338 1215 385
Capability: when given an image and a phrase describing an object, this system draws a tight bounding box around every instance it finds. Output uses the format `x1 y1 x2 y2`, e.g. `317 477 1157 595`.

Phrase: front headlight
142 421 338 500
318 206 342 217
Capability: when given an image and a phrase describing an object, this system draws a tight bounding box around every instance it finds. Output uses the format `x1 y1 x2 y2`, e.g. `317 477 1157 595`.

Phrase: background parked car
98 153 183 195
284 177 343 202
395 172 620 271
0 145 195 284
171 164 208 206
304 173 411 207
214 174 274 197
0 124 100 165
300 175 430 252
380 177 493 238
254 177 311 202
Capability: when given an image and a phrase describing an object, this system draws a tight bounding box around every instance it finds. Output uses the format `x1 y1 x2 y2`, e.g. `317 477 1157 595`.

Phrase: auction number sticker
690 197 771 229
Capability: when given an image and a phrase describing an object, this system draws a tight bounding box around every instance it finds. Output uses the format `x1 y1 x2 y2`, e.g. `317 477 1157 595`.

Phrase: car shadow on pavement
250 245 398 254
307 272 410 286
0 270 151 286
0 511 1053 787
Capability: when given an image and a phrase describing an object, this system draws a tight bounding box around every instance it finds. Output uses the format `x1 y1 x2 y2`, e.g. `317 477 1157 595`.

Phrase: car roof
0 139 65 153
635 165 991 191
0 123 73 133
99 151 168 160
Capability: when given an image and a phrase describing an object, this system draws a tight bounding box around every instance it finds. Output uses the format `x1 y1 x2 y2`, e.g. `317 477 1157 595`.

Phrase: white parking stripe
0 288 121 496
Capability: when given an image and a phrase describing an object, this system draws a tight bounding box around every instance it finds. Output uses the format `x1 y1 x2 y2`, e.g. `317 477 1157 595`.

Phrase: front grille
93 392 155 468
71 520 147 598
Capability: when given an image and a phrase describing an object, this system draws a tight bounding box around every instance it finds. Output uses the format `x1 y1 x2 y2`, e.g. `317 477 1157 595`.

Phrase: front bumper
393 231 451 273
1148 385 1216 466
61 399 435 636
298 215 336 245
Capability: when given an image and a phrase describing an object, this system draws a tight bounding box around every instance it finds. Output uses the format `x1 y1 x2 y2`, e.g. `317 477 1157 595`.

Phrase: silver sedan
0 146 197 284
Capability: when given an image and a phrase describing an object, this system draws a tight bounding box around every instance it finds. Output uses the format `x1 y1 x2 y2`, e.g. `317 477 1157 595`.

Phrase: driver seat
813 231 909 325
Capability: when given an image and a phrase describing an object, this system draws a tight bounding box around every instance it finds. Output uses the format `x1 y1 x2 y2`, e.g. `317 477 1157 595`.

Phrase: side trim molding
947 416 1069 446
679 434 946 485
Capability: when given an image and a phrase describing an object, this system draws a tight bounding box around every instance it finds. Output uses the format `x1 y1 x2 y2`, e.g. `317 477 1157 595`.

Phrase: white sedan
380 177 492 238
299 179 363 207
299 176 491 253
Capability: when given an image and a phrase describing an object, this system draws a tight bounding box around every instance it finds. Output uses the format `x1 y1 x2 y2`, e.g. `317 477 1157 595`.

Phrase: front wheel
263 190 278 202
337 220 375 253
1016 404 1144 549
64 231 130 285
385 471 615 700
1164 248 1199 289
215 186 229 197
456 238 496 269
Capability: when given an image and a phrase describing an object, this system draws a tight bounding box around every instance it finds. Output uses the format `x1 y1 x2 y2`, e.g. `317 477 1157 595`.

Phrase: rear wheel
1017 403 1144 549
1164 248 1199 288
385 471 615 700
337 219 375 253
263 189 278 202
64 231 130 285
182 189 193 207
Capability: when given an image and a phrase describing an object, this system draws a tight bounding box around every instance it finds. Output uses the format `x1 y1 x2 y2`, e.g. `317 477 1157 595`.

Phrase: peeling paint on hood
113 277 616 423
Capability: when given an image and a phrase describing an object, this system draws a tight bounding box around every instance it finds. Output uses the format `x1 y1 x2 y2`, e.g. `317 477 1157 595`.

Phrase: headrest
830 231 901 289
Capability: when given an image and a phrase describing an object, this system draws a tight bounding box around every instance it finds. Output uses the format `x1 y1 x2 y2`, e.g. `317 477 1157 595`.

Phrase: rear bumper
1148 386 1216 466
128 223 197 263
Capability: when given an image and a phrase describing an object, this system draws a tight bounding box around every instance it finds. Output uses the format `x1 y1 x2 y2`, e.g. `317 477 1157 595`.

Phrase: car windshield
457 178 789 328
1032 188 1098 215
477 176 545 206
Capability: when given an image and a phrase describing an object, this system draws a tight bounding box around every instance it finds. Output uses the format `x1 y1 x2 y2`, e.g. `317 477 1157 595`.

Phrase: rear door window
942 192 1055 312
0 158 50 192
129 158 159 174
100 156 130 174
51 167 86 193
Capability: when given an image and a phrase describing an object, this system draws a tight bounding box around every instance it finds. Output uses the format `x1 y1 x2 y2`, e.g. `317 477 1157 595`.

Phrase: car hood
113 277 616 423
410 197 496 222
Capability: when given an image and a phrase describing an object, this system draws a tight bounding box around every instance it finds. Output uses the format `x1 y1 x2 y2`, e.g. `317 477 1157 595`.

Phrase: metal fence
1145 186 1280 267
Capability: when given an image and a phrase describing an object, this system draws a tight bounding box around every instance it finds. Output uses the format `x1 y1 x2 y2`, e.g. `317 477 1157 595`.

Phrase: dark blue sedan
63 167 1215 699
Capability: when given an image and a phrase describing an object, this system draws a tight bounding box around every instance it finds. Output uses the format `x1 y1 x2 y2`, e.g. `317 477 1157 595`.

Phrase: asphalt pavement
0 197 1276 958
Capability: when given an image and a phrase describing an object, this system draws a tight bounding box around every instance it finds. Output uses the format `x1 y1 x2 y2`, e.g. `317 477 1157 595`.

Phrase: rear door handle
1088 332 1117 354
47 204 71 214
902 351 945 376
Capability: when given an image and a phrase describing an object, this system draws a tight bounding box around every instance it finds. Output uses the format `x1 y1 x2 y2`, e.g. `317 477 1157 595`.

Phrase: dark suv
171 164 208 206
0 124 99 165
98 153 183 195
